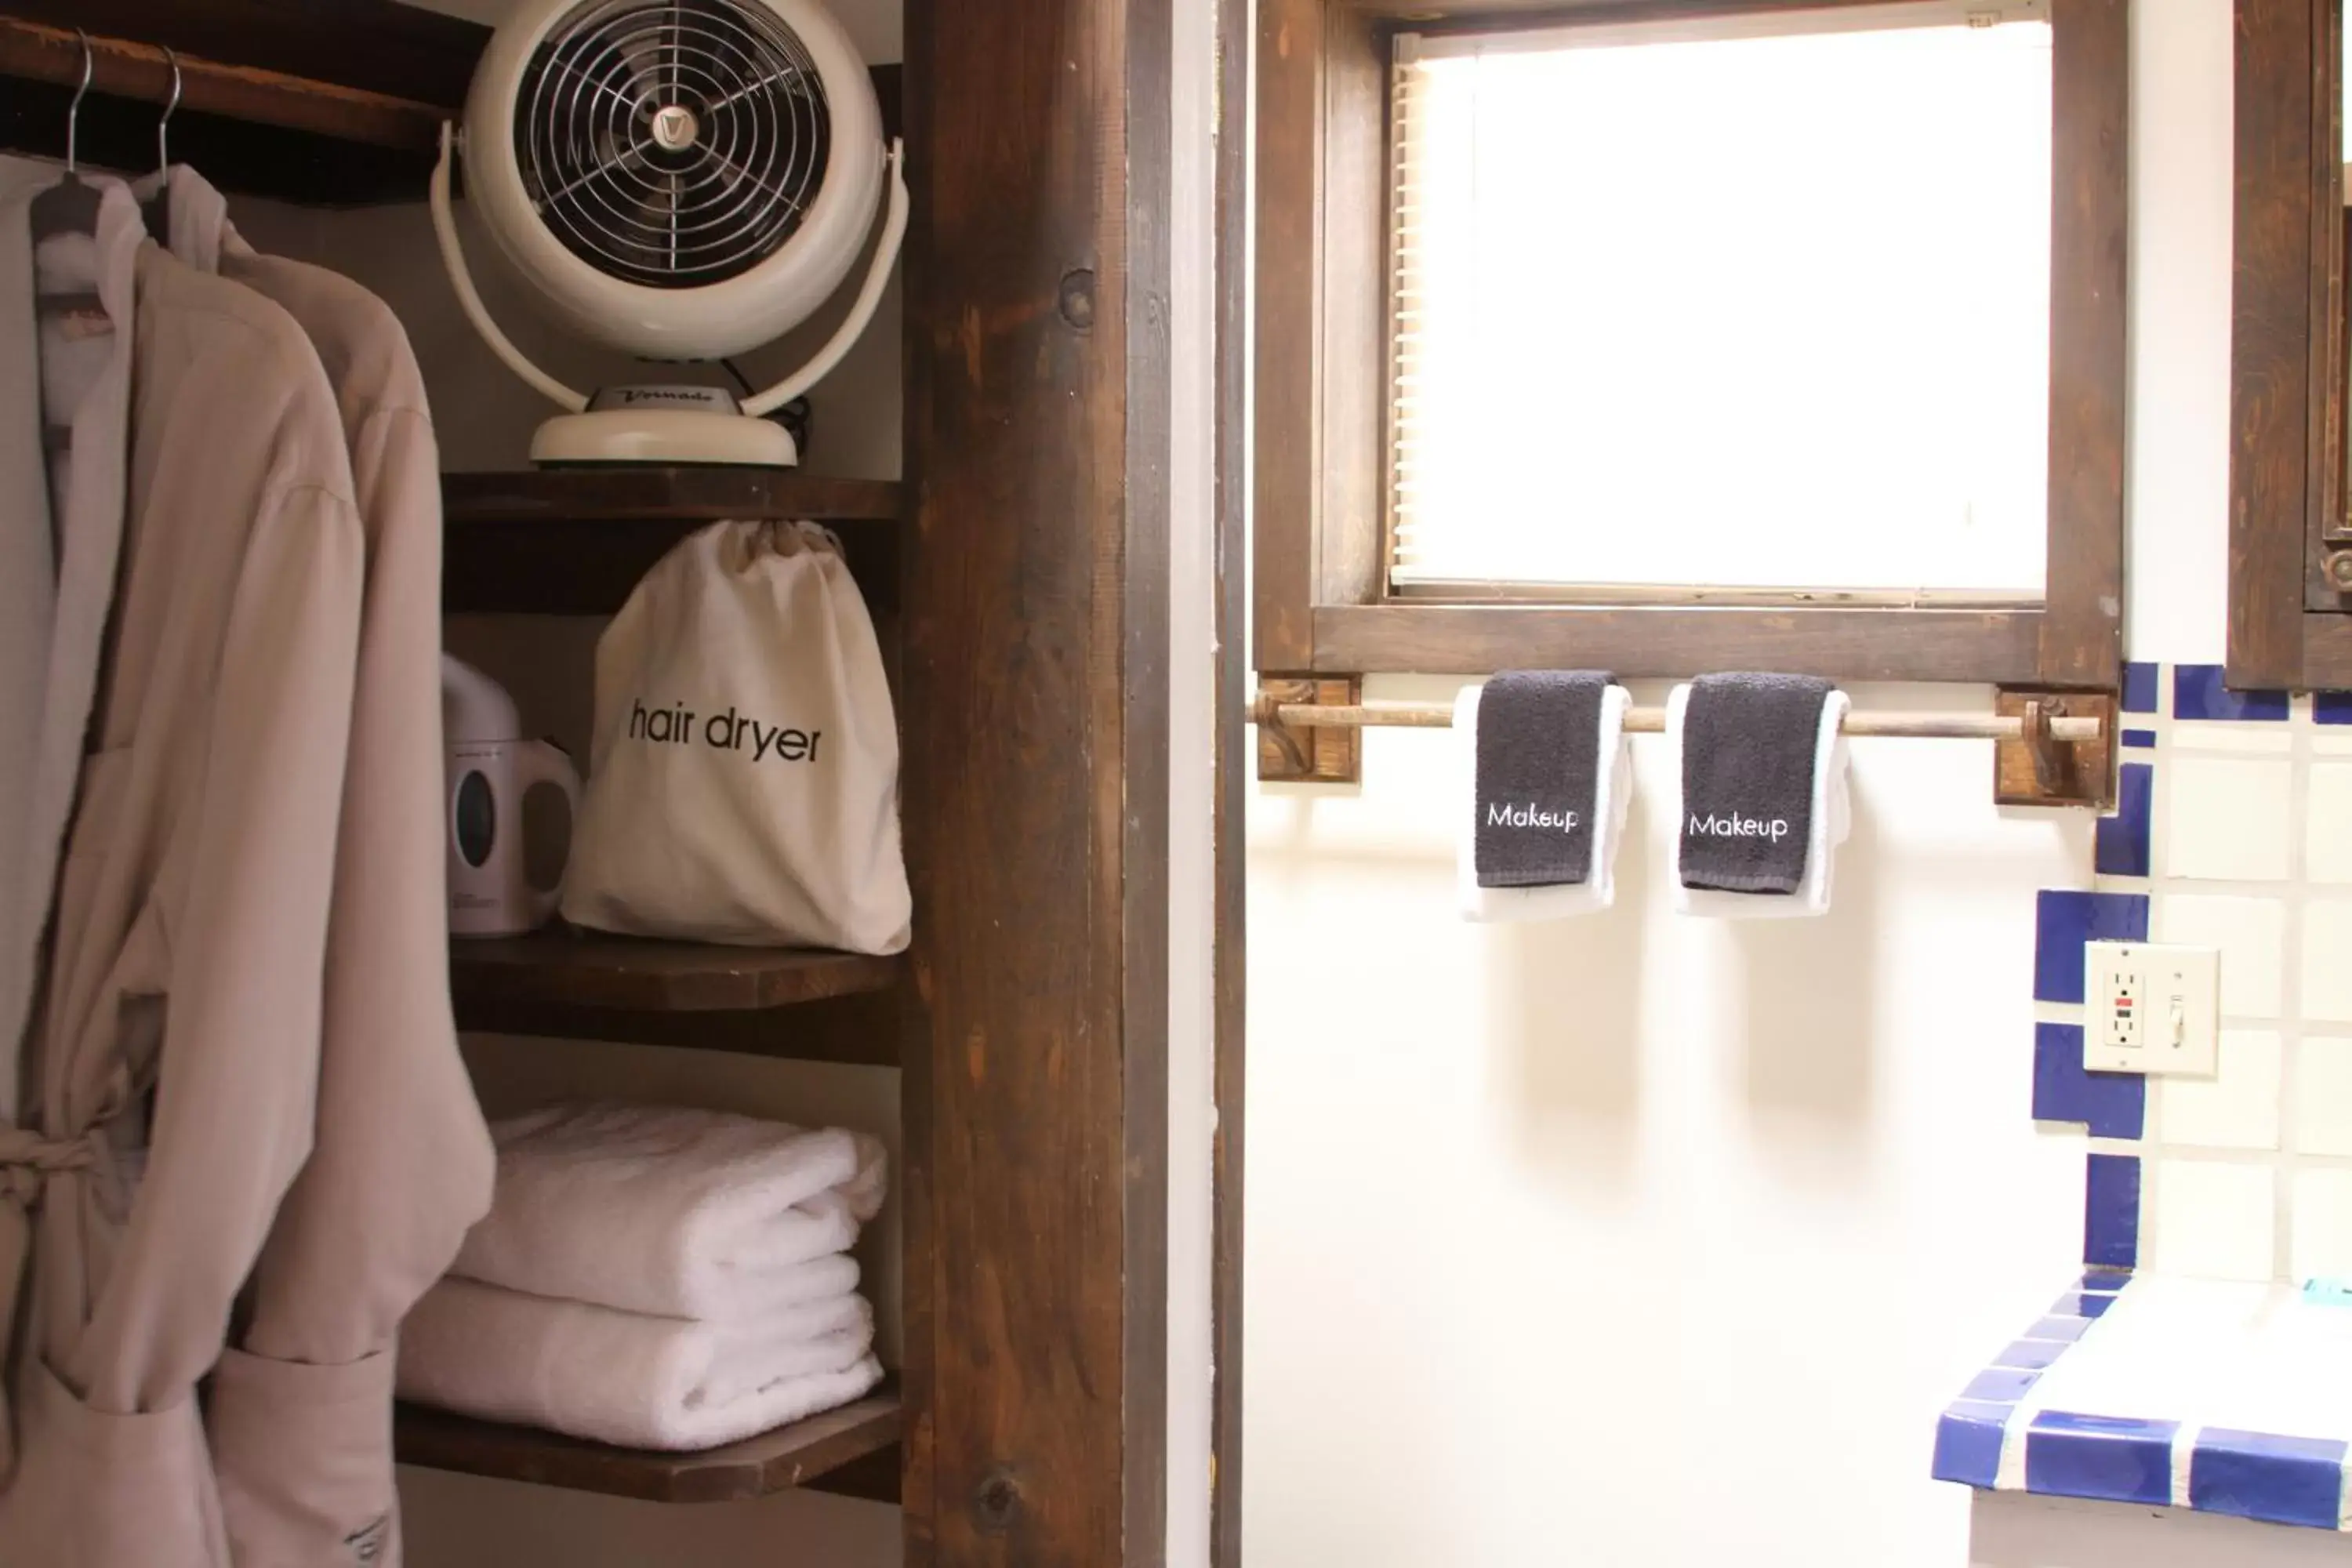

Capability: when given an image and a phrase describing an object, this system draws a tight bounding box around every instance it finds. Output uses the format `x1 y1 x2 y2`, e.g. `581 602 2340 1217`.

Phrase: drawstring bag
562 520 911 955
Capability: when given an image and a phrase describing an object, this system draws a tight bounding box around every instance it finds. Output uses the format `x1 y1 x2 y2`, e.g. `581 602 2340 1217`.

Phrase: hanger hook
64 28 93 174
158 45 182 175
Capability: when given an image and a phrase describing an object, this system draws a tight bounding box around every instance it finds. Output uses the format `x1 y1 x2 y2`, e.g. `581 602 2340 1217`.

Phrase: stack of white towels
396 1102 887 1451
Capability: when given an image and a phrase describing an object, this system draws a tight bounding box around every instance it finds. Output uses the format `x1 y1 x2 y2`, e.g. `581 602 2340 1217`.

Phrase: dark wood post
900 0 1172 1562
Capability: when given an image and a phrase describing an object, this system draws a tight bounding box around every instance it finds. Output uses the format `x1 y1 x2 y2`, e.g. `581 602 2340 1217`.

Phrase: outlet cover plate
2084 941 2220 1076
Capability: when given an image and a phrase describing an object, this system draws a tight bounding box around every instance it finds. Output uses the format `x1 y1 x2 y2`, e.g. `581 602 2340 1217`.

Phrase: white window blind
1388 5 2055 599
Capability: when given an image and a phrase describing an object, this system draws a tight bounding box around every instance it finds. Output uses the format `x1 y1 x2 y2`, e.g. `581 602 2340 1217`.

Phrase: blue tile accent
2084 1156 2142 1269
2122 662 2161 715
2318 691 2352 726
2094 764 2154 879
1995 1338 2068 1370
2174 664 2289 722
2034 891 2151 1004
2026 1411 2179 1505
2080 1269 2132 1293
2122 728 2158 749
2190 1429 2348 1530
1933 1401 2013 1488
1965 1367 2042 1403
2051 1298 2126 1326
2031 1312 2092 1341
2032 1022 2147 1138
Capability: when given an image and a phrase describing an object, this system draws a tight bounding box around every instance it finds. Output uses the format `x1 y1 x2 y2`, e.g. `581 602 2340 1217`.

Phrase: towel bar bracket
1994 688 2118 810
1255 676 1363 784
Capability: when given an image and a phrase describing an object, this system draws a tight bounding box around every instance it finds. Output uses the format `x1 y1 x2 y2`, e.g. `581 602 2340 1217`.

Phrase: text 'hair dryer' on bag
561 520 911 955
445 655 583 937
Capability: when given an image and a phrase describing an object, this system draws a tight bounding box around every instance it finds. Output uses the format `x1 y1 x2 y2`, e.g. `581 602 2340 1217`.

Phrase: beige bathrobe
0 165 140 1480
0 157 365 1568
144 167 495 1568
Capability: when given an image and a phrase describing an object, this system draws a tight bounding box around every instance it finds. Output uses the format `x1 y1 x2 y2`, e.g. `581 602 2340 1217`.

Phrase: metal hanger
145 46 182 249
30 29 104 242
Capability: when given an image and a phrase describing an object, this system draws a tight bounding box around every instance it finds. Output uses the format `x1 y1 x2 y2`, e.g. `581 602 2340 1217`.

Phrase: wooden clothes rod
1255 696 2106 742
0 17 445 152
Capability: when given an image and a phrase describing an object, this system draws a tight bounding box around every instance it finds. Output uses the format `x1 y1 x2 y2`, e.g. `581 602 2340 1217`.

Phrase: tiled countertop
1939 662 2352 1534
1936 1272 2352 1531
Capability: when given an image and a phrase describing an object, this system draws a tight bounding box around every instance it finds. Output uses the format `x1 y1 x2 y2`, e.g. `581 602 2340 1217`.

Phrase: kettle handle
517 740 584 926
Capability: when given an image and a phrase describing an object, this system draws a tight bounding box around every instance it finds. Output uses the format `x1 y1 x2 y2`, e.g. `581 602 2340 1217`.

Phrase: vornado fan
431 0 906 466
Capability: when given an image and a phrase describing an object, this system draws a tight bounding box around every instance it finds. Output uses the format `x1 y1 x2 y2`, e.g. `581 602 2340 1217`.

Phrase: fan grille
516 0 833 289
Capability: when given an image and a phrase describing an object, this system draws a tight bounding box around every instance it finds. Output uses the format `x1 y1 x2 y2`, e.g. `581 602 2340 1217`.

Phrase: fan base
530 409 800 468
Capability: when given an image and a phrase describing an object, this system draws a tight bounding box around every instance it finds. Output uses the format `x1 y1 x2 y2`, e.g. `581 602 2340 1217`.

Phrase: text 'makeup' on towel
1676 673 1838 895
1472 670 1615 889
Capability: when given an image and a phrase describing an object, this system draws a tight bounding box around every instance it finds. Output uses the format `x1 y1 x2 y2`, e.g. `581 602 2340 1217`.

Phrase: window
1387 8 2054 602
1255 0 2126 688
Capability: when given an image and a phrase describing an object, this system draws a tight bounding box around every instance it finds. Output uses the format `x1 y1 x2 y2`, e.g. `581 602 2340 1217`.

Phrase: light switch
2084 941 2220 1076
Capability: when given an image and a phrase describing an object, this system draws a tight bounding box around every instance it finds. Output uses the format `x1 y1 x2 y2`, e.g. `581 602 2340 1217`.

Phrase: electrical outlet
2083 942 2220 1076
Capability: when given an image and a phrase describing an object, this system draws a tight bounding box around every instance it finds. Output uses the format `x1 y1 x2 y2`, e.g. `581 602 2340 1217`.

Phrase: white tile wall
2148 1157 2278 1281
2306 764 2352 883
2092 678 2352 1290
2156 1029 2281 1149
2154 894 2286 1018
2291 1036 2352 1156
2171 722 2299 754
2288 1169 2352 1283
2300 900 2352 1022
2163 758 2296 880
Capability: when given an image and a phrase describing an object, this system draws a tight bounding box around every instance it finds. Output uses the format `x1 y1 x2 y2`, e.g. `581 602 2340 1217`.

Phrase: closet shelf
451 931 903 1014
441 470 903 615
443 469 905 526
393 1388 902 1505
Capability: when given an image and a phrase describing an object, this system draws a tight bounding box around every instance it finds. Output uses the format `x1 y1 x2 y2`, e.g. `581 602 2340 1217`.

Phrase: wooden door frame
901 0 1174 1561
1212 0 1252 1562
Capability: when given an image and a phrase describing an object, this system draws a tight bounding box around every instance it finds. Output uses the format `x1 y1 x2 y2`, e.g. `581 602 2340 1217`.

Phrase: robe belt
0 1126 97 1482
0 1125 95 1200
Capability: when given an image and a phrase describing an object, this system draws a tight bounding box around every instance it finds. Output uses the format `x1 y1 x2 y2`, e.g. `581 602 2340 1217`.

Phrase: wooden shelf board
450 931 904 1014
441 470 903 615
443 469 904 525
455 989 902 1066
394 1387 902 1505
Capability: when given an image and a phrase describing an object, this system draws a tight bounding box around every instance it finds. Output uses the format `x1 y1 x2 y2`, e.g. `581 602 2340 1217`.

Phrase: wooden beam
1310 602 2047 683
902 0 1172 1561
2230 0 2325 686
1253 0 1323 670
2038 0 2129 688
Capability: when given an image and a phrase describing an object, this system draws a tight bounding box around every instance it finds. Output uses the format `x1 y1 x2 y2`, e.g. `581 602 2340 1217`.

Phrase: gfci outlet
2083 942 2220 1076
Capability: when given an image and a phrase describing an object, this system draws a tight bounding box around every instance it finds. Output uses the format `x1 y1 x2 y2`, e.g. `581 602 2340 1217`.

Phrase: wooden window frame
2230 0 2352 688
1254 0 2129 684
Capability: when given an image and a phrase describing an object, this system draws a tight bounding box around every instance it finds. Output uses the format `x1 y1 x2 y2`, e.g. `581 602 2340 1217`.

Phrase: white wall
1242 2 2352 1566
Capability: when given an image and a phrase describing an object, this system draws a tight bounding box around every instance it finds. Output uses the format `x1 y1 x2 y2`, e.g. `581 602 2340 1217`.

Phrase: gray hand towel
1474 670 1613 889
1678 672 1838 895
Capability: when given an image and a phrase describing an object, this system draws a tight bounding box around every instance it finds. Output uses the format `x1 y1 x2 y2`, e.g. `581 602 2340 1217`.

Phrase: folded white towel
1456 681 1632 922
452 1102 887 1319
1668 684 1851 919
397 1278 884 1451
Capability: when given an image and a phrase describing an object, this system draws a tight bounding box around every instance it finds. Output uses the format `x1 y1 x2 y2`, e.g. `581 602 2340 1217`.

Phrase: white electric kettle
442 655 582 938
